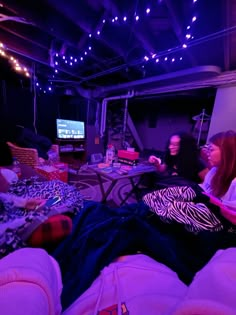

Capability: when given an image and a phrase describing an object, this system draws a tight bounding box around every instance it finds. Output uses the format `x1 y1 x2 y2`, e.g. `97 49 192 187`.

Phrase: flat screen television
56 119 85 140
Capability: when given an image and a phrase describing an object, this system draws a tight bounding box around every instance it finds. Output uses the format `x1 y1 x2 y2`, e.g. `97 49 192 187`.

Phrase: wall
136 113 191 151
128 94 215 151
0 78 216 156
207 85 236 140
0 80 103 159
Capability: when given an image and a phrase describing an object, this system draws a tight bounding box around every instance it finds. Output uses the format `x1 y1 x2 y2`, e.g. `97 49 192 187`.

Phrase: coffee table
88 162 156 205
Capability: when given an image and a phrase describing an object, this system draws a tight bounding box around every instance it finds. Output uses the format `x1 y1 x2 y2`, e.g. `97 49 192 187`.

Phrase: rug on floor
68 167 138 207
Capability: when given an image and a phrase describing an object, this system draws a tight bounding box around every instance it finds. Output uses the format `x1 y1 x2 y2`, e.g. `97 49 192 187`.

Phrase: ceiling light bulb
123 16 127 21
146 8 150 14
182 44 187 48
135 16 139 21
192 16 197 22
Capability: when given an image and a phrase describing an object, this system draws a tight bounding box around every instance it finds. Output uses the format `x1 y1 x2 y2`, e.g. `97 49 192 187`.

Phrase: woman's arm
198 168 209 183
0 192 45 210
203 191 236 224
148 155 167 173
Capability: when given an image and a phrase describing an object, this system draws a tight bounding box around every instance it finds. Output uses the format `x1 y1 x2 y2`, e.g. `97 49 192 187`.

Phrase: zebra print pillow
143 186 223 232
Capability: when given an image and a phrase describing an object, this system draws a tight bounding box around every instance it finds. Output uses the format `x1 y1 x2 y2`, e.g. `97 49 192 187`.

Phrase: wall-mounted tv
56 119 85 140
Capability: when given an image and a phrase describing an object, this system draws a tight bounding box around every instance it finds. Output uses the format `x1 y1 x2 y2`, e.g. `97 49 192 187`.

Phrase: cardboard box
35 163 68 183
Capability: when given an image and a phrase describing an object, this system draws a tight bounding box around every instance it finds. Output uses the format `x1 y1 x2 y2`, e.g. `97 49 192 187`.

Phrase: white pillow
0 168 18 184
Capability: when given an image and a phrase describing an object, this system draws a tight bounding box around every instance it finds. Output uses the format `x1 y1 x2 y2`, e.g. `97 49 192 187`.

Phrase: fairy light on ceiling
35 78 54 94
0 41 30 77
143 0 199 65
0 40 54 94
52 0 199 76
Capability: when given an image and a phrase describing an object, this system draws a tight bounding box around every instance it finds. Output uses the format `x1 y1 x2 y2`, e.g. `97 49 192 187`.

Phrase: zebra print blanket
143 186 223 232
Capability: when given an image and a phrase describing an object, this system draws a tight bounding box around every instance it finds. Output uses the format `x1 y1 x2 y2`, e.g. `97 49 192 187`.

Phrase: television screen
56 119 85 139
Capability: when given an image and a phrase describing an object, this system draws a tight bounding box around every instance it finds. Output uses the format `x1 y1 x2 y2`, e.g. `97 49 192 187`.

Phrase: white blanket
0 248 62 315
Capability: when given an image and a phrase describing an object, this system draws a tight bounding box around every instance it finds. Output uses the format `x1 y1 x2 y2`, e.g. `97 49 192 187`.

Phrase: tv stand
56 138 86 167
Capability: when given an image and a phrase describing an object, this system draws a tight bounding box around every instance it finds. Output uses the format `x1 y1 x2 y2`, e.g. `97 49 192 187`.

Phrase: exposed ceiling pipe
94 66 221 97
135 70 236 96
74 86 93 99
100 90 134 138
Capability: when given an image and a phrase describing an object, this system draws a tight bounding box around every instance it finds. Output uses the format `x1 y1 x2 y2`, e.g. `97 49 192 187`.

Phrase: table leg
96 173 117 203
120 176 142 206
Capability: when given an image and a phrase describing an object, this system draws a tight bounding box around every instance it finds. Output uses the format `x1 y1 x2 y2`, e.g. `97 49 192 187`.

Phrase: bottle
12 157 22 178
105 144 115 165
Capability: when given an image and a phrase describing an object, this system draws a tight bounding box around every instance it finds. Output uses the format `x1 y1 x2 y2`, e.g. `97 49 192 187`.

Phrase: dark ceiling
0 0 235 96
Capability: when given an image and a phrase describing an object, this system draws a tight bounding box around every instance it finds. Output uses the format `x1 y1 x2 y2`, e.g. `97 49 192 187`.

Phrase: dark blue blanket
52 199 236 310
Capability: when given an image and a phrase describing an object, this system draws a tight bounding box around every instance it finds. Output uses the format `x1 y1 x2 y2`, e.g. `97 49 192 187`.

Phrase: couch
1 247 236 315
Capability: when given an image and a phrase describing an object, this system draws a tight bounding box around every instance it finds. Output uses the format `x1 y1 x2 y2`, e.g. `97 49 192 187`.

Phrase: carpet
68 166 138 207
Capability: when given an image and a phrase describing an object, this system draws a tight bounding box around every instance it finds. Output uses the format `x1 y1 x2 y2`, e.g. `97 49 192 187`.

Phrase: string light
0 41 30 77
141 0 199 67
35 78 54 95
52 1 166 71
51 0 199 76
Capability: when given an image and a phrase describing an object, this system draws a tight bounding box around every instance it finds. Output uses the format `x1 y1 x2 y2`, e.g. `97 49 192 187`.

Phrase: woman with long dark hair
201 130 236 209
149 131 208 183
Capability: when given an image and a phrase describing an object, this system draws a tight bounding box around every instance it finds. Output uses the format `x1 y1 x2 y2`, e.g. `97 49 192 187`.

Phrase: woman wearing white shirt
201 130 236 210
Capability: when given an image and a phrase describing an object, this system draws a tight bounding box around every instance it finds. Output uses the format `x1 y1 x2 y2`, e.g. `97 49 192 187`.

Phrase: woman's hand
148 155 161 165
25 198 46 210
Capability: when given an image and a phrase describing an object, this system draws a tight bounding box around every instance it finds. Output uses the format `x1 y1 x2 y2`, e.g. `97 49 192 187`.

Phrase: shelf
60 149 85 153
56 138 86 164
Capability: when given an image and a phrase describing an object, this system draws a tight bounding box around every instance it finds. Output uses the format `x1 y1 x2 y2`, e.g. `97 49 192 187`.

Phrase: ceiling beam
0 29 84 79
0 1 107 76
